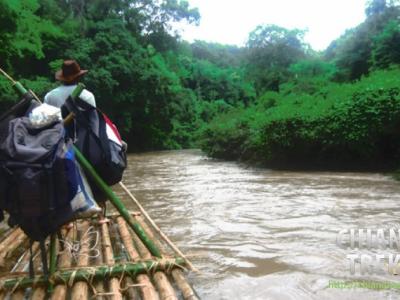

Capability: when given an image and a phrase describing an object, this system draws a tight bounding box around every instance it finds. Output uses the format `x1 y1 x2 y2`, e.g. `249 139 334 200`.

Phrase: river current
122 149 400 300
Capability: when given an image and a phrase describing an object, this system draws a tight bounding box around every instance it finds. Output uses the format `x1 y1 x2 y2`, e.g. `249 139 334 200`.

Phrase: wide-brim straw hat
55 60 88 83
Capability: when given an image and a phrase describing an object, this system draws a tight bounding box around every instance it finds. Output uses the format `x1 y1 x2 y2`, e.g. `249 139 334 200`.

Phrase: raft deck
0 205 198 299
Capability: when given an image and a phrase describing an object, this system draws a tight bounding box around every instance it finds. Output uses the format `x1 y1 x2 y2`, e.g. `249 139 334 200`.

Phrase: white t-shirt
44 84 96 108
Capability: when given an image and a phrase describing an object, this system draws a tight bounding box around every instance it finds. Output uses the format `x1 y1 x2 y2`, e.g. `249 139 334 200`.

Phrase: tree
245 25 306 93
191 41 242 67
285 59 337 94
0 0 17 67
366 0 387 16
53 0 199 49
327 0 400 81
371 20 400 68
0 0 202 150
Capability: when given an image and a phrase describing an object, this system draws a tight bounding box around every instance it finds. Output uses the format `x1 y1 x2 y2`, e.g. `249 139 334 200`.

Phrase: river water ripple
122 149 400 300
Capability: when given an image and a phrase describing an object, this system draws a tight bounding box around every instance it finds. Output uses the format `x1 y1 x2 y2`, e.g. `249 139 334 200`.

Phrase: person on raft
44 59 96 108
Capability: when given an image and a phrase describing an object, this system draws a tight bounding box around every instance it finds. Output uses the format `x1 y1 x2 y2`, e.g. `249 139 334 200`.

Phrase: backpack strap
39 239 49 277
45 167 55 212
29 240 34 278
28 238 49 279
28 223 50 279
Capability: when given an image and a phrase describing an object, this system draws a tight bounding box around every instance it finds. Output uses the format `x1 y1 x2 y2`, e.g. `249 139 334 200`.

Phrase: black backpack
0 94 40 223
62 96 127 201
0 102 77 275
0 118 75 239
0 93 39 145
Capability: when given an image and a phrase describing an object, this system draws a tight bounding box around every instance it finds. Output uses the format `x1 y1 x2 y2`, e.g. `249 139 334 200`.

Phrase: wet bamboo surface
0 207 198 300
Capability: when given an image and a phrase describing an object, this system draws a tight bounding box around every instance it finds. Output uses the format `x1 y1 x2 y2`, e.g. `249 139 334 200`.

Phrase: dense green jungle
2 0 400 170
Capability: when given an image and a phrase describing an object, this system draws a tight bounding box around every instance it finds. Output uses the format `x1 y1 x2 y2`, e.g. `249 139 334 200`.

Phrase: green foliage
365 0 387 16
64 18 193 150
191 41 243 67
0 0 202 151
186 59 255 104
0 0 17 67
245 24 307 93
371 20 400 68
2 0 400 171
4 0 63 60
201 69 400 169
327 1 400 81
164 47 256 107
283 59 337 95
289 59 336 80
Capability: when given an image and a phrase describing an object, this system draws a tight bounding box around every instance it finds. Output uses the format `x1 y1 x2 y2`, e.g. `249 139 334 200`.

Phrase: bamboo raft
0 71 200 299
0 193 199 299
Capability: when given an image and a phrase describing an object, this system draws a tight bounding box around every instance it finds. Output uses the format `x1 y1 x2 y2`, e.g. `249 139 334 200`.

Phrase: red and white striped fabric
102 113 123 146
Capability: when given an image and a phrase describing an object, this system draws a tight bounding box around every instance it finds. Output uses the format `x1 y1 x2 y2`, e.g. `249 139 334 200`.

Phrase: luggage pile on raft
0 81 198 299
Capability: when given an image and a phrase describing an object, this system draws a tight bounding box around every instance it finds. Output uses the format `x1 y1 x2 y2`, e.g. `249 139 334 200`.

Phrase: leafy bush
200 69 400 169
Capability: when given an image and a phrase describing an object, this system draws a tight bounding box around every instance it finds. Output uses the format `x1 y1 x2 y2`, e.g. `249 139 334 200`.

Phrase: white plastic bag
29 103 62 128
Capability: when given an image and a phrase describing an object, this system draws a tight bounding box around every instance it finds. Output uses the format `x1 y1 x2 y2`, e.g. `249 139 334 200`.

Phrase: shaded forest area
2 0 400 170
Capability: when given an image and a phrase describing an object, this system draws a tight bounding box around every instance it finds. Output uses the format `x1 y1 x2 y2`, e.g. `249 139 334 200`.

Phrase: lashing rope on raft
58 225 100 263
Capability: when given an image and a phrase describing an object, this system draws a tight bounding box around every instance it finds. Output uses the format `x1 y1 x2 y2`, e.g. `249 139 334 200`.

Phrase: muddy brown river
122 149 400 300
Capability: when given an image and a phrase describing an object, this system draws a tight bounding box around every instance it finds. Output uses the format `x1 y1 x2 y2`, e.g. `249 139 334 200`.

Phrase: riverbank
199 69 400 173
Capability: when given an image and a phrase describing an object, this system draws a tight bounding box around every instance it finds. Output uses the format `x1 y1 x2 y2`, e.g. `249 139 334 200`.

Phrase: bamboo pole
31 242 48 300
71 221 91 300
0 228 26 274
133 215 166 254
109 219 140 300
0 68 16 83
51 227 75 300
10 243 40 300
0 231 27 265
0 229 24 255
47 233 58 293
93 225 105 299
100 218 122 300
31 287 46 300
49 234 57 276
116 217 158 300
153 272 178 300
119 182 197 271
133 216 199 300
74 147 162 258
1 259 185 291
128 221 177 300
10 286 25 300
63 112 75 125
0 68 28 95
123 276 140 300
11 243 39 273
170 270 199 300
116 217 140 261
0 228 14 243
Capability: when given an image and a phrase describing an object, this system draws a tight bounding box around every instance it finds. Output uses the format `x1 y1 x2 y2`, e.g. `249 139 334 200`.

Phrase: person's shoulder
44 87 58 103
45 85 65 97
45 87 57 97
